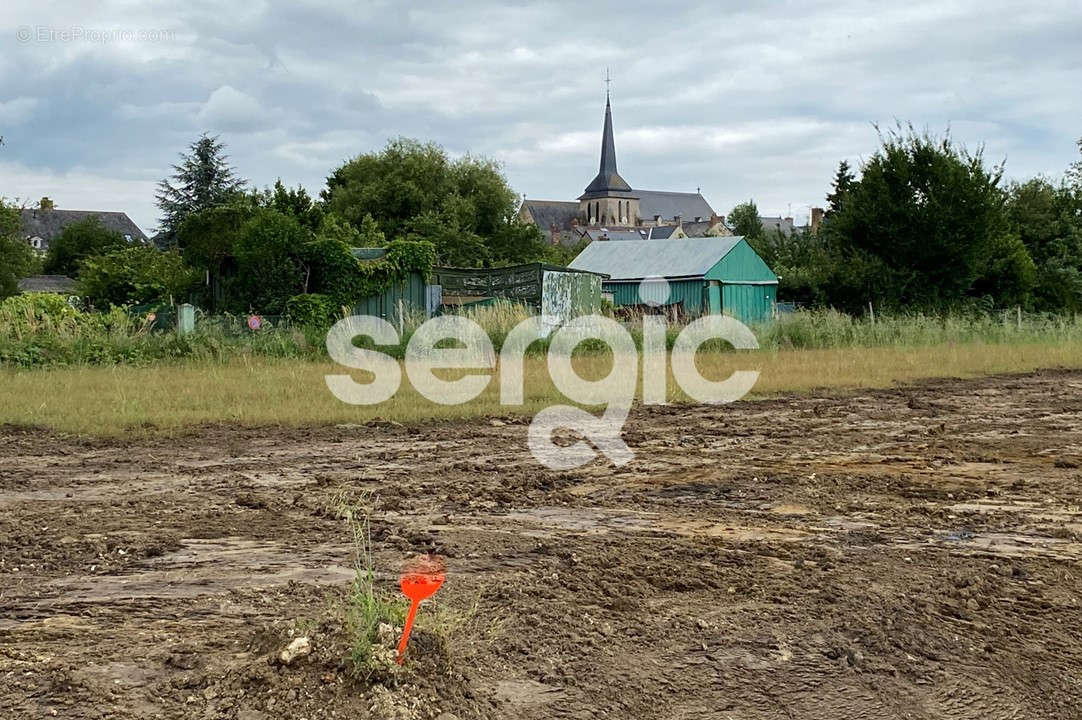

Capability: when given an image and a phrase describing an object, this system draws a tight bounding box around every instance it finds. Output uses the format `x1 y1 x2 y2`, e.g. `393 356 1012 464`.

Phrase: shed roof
17 275 77 293
569 236 744 281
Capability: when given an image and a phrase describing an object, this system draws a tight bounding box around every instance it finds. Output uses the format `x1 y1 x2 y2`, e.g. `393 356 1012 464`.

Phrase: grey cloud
1 0 1080 231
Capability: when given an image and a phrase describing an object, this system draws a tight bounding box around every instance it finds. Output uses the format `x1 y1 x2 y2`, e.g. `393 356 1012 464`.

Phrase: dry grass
3 339 1081 435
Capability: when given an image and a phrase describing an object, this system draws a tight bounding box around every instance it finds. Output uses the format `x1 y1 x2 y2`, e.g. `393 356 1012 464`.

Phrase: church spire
582 84 631 197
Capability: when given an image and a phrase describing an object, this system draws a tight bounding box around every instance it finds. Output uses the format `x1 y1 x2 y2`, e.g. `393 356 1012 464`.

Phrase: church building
519 94 730 246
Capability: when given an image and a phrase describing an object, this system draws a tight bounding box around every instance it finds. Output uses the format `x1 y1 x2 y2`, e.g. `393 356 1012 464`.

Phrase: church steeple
581 92 631 196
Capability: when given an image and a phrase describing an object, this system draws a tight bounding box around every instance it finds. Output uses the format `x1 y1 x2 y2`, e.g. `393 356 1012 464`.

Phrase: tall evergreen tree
156 133 246 243
825 160 855 218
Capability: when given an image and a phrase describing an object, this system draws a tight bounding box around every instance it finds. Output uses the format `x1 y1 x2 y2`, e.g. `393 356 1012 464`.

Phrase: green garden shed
350 247 435 326
568 236 778 324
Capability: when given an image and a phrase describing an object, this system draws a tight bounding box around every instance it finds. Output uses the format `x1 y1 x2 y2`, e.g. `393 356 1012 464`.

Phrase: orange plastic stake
396 555 446 664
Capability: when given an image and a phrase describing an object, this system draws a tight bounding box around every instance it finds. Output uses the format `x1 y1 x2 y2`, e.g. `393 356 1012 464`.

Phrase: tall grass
4 292 1082 369
0 294 325 367
757 309 1082 350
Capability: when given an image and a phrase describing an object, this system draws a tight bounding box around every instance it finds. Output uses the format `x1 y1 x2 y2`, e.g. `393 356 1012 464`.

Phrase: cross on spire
605 67 611 100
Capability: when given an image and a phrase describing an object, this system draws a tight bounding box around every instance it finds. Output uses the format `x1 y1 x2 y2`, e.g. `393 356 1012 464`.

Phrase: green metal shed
431 263 606 322
350 248 432 326
568 236 778 324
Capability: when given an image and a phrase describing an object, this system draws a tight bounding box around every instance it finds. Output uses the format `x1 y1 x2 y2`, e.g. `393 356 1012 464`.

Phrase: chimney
653 214 661 224
675 215 682 228
810 207 824 233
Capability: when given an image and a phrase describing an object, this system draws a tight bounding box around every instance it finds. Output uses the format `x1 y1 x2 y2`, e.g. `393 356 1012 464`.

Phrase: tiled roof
522 200 580 232
636 190 715 223
20 209 148 251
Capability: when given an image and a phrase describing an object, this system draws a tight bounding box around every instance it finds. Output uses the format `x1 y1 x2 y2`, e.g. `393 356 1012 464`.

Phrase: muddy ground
3 370 1082 719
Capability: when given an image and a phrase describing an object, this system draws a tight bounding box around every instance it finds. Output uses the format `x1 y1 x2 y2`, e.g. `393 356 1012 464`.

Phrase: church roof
522 199 579 231
580 97 632 198
636 190 715 222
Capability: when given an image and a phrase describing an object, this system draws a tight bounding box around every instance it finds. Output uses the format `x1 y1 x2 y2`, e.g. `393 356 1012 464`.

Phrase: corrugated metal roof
636 190 714 222
351 247 388 260
17 275 77 293
569 236 743 281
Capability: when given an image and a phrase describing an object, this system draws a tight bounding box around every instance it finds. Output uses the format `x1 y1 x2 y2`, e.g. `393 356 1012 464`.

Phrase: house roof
20 209 149 248
646 225 680 239
570 235 744 281
580 97 632 198
760 216 795 236
17 275 77 293
680 220 732 237
581 228 650 242
636 190 714 223
522 200 580 231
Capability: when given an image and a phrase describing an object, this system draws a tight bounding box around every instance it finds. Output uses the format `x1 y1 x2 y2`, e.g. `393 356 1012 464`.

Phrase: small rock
437 713 460 720
490 419 505 427
377 623 399 648
278 636 311 665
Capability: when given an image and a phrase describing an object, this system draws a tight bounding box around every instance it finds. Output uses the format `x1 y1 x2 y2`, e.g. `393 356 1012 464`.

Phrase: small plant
333 494 408 680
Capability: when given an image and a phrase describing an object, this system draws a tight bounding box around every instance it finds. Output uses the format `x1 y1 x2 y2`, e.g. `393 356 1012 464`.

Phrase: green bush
77 246 196 308
286 293 336 328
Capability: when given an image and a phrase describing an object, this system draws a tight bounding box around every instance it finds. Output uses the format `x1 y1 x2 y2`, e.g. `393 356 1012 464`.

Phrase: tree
77 246 196 307
728 201 765 247
228 208 310 314
156 133 246 242
1067 137 1082 191
759 226 834 305
43 217 128 276
322 138 535 266
174 204 254 310
263 179 323 232
0 202 38 299
1005 177 1082 311
825 160 856 218
822 126 1013 311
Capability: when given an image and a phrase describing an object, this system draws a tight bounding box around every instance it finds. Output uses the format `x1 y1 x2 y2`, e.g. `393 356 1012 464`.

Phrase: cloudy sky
2 0 1081 233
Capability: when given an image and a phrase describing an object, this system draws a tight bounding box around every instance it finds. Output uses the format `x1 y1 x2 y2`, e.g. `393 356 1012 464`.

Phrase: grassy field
3 340 1081 435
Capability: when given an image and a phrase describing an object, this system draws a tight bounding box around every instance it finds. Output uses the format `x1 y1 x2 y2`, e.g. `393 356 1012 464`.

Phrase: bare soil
3 370 1082 719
